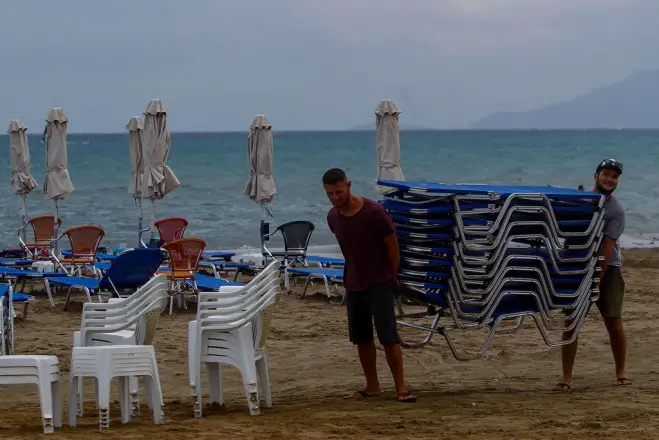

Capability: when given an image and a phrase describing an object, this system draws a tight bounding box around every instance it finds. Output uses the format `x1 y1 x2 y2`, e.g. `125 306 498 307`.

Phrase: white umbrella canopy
141 99 180 200
43 108 74 201
141 99 180 242
126 115 145 246
243 114 277 206
375 99 404 194
42 107 74 254
126 115 144 199
8 119 38 236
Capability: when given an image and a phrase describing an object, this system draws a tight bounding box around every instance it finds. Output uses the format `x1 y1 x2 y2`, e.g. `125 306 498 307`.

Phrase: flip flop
553 382 572 392
616 377 632 386
396 392 417 403
343 390 381 400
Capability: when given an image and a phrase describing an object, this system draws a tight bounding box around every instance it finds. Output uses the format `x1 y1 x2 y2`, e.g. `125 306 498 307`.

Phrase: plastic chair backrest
98 248 168 290
63 225 105 259
29 215 62 242
162 238 207 273
277 221 315 252
196 260 280 333
154 217 189 243
79 275 168 346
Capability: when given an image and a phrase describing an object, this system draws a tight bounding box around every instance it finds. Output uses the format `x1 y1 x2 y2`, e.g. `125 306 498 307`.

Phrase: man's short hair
322 168 348 185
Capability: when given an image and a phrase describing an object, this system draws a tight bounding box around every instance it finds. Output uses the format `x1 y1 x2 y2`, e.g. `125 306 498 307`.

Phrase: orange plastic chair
154 217 189 244
56 225 105 275
20 215 62 259
161 237 206 314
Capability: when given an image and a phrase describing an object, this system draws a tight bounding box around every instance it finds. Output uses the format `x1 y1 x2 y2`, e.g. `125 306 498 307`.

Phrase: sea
1 130 658 253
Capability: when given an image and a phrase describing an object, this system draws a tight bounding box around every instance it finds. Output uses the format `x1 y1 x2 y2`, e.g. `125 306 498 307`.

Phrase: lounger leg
43 279 55 308
321 276 331 301
300 276 312 299
63 286 74 311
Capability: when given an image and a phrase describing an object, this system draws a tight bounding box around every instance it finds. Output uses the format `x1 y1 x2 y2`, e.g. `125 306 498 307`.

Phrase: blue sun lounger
0 266 68 308
286 267 344 303
376 179 604 360
45 248 167 310
306 256 345 267
193 273 244 291
0 283 33 322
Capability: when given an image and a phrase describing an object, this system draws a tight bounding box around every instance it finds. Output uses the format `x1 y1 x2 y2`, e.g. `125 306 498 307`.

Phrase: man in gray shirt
556 159 629 391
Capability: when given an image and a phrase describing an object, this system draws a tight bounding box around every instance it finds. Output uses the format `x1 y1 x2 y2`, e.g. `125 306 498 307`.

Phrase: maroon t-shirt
327 197 396 292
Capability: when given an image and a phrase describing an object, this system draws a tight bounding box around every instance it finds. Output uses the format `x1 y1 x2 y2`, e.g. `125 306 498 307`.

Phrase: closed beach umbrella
43 107 74 254
243 115 276 256
141 99 180 241
375 99 404 194
8 120 38 240
126 115 145 245
243 114 276 207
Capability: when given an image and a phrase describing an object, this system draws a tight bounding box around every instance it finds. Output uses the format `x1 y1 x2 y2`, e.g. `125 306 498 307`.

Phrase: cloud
0 0 657 131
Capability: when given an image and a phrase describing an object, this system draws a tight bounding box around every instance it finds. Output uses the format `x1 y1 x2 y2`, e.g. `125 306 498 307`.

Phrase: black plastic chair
261 220 315 264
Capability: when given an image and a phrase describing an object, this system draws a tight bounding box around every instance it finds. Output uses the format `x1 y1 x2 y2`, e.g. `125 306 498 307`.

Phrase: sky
1 0 658 132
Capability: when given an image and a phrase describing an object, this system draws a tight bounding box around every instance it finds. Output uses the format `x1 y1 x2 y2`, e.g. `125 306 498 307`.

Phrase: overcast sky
1 0 658 132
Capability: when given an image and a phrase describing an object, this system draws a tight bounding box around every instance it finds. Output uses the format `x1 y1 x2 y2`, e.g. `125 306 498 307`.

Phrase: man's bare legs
557 316 630 390
382 343 410 395
559 327 579 389
351 340 416 401
604 317 629 382
356 340 381 395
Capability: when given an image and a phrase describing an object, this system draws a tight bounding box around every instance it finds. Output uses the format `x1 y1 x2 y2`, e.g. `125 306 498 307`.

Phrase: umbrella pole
150 199 156 243
20 195 27 243
53 200 60 256
136 198 144 247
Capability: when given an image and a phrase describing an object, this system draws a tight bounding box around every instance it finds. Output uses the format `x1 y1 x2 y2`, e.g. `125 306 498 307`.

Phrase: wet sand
1 248 658 439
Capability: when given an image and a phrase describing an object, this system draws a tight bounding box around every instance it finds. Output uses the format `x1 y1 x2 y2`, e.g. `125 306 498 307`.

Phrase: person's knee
604 317 624 335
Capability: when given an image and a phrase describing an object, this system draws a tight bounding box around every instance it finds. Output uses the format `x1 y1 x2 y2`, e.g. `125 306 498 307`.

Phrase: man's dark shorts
596 266 625 318
345 280 400 346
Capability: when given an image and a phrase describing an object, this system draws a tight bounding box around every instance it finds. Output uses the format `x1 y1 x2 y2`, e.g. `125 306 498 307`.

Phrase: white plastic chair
68 345 163 430
0 355 63 433
70 274 168 419
0 285 15 355
188 260 280 417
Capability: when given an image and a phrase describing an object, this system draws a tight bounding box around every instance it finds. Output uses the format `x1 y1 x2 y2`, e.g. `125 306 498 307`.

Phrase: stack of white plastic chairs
68 274 168 429
188 260 280 417
1 283 64 433
0 285 14 355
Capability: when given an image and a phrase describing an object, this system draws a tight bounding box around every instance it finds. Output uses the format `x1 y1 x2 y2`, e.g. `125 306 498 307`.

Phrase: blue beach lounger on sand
306 256 345 267
0 266 67 308
193 273 244 291
0 283 33 321
199 260 253 281
286 267 345 303
45 248 167 310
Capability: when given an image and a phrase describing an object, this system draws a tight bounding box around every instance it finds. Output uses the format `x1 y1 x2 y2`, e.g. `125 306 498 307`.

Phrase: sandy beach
1 248 658 440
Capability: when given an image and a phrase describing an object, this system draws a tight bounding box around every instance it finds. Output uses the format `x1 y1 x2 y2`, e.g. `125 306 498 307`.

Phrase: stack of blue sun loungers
377 179 606 360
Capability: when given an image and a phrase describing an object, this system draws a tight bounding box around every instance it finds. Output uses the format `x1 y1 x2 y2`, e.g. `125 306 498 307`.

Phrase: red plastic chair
161 237 206 314
154 217 188 244
20 215 62 260
56 225 105 276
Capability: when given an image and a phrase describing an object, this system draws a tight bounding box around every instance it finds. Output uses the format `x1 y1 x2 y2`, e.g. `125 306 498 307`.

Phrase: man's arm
372 203 400 282
384 233 400 284
598 236 616 281
599 202 625 281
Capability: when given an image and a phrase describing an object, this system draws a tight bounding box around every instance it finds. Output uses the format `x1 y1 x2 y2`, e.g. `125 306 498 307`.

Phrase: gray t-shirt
602 195 626 267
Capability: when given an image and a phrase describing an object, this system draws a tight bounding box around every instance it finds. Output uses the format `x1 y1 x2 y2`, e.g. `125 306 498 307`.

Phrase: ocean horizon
2 129 658 252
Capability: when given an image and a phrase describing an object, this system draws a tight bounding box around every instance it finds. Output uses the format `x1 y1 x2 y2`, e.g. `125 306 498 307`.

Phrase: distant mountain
348 122 434 131
470 70 659 129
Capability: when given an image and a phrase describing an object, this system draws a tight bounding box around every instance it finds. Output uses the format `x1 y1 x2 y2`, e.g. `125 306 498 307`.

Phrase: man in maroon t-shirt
322 168 416 403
